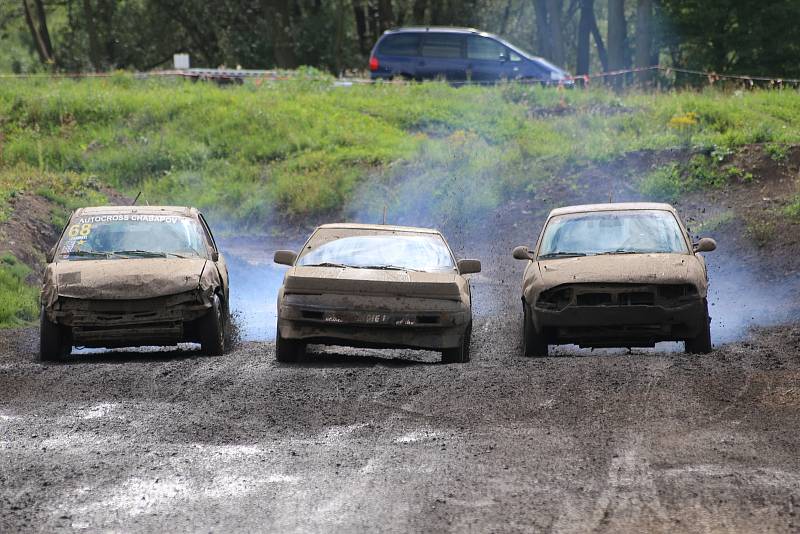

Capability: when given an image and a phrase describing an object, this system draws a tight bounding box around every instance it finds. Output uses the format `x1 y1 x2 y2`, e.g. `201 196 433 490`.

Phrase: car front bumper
278 294 471 350
532 298 707 347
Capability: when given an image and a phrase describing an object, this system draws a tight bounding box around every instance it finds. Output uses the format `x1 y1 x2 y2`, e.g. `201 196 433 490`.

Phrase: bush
0 253 38 327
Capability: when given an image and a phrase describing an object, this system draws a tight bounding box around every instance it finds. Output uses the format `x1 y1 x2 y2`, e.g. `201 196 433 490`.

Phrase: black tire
523 303 548 357
199 294 226 356
275 332 305 363
685 299 712 354
441 323 472 364
39 308 71 362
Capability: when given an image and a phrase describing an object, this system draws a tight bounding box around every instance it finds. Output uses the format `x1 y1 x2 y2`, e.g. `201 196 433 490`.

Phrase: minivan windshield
58 214 210 260
298 232 456 272
538 210 688 259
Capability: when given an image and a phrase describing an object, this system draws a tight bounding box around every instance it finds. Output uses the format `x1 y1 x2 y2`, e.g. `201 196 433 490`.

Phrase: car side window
197 214 218 254
509 51 522 62
466 36 504 61
421 34 463 58
378 34 421 56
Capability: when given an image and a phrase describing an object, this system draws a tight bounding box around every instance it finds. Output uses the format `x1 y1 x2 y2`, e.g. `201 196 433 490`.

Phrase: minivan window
421 34 463 58
378 34 421 56
466 36 505 61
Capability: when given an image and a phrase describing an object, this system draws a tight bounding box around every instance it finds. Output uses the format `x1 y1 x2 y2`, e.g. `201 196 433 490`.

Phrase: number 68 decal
68 223 92 237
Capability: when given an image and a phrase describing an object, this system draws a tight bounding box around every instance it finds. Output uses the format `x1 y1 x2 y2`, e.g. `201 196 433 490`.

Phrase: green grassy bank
2 75 800 326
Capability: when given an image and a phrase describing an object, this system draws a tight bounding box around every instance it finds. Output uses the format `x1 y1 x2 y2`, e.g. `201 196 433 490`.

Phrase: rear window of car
466 36 505 61
377 34 421 56
421 34 463 58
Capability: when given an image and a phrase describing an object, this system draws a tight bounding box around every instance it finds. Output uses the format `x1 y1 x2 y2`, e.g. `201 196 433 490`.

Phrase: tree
545 0 565 66
21 0 53 66
634 0 651 85
607 0 627 86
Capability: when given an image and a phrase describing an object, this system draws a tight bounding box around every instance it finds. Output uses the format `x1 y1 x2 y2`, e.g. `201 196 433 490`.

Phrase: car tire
275 332 305 363
39 308 71 362
685 299 712 354
441 322 471 364
199 294 226 356
523 304 548 357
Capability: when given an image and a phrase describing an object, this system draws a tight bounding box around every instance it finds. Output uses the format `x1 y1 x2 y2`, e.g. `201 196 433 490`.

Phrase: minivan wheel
441 323 471 364
39 308 71 362
199 294 226 356
685 299 712 354
523 304 548 357
275 332 305 363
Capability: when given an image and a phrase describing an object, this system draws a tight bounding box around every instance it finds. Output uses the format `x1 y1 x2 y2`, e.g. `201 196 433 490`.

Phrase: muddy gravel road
3 188 800 532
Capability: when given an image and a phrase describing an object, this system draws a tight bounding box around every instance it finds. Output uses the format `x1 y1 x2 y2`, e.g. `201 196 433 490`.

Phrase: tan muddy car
513 203 716 356
40 206 230 361
273 223 481 363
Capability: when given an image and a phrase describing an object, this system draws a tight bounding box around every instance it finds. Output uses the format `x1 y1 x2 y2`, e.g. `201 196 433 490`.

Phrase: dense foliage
3 1 799 80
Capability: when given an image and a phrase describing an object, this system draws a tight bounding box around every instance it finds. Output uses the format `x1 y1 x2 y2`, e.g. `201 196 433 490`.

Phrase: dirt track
3 147 800 532
3 212 800 533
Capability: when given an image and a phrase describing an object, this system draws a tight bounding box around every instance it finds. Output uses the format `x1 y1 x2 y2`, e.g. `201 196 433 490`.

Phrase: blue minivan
369 27 570 84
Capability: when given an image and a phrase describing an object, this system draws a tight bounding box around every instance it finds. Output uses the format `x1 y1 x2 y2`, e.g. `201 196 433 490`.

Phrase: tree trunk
82 0 102 70
635 0 652 85
21 0 54 65
589 7 608 71
533 0 551 58
411 0 427 23
353 0 368 55
271 0 297 68
607 0 626 86
545 0 565 66
378 0 394 33
576 0 593 75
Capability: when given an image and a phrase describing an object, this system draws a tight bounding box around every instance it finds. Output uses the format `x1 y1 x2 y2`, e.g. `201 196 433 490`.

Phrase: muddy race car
40 206 230 361
273 223 481 363
513 202 717 356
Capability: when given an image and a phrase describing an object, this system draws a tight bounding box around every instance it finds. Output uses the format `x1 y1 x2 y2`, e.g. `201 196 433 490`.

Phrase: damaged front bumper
46 290 214 348
531 284 707 347
278 293 471 350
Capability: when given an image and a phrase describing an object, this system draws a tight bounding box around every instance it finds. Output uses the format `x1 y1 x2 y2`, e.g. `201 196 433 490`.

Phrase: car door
466 36 513 82
417 33 467 82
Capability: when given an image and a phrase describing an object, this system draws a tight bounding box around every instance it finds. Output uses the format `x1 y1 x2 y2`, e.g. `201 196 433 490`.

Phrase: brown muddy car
513 203 717 356
273 223 481 363
40 206 230 361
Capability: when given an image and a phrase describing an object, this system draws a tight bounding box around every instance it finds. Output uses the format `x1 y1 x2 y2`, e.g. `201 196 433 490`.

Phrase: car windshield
298 233 456 272
58 214 210 260
538 210 688 258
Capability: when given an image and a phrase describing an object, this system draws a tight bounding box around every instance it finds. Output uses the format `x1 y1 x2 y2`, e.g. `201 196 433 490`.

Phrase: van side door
418 33 467 81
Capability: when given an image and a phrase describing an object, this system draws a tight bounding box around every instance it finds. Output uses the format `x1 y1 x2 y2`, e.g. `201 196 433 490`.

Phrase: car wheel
275 332 305 363
39 308 71 362
685 299 712 354
523 304 548 357
199 294 226 356
441 322 471 364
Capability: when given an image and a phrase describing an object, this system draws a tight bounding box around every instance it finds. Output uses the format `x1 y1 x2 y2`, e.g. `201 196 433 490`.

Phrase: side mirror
274 250 298 266
46 246 56 263
457 259 481 275
211 250 220 262
512 246 534 260
693 237 717 253
499 52 508 63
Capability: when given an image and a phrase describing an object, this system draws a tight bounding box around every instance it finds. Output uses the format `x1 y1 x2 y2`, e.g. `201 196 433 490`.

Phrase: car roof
548 202 678 217
316 223 442 235
72 205 200 217
385 26 483 35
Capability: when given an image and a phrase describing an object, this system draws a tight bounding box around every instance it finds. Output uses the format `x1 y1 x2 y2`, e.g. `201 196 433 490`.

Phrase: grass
0 253 39 327
3 76 800 231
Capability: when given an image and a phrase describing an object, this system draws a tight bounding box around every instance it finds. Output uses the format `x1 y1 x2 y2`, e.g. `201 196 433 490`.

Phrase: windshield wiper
355 265 421 271
596 250 645 255
538 252 587 259
303 262 350 268
112 250 168 258
62 250 111 258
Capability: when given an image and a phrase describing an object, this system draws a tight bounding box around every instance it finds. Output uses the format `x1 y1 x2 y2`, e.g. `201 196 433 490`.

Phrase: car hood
284 266 464 300
42 258 218 306
537 253 705 288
